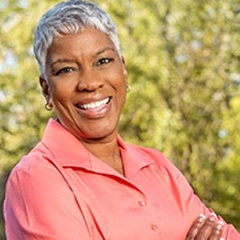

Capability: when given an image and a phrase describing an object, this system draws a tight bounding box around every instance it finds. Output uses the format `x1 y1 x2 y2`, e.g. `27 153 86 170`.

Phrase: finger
186 214 206 240
195 213 217 240
209 221 224 240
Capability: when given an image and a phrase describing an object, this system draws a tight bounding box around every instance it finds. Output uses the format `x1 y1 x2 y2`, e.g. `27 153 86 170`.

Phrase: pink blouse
4 119 240 239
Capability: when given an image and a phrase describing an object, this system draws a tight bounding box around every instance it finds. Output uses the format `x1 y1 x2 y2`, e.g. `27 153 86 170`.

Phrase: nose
77 69 104 92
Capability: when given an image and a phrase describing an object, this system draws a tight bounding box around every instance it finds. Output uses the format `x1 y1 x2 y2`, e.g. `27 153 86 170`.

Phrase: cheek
110 68 127 88
48 81 72 102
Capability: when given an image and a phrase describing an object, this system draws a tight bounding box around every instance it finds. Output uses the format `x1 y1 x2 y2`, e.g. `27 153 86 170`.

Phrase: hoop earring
126 84 132 93
45 103 53 111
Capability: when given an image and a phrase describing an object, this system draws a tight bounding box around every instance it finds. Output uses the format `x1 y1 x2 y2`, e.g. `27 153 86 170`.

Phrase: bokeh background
1 0 240 238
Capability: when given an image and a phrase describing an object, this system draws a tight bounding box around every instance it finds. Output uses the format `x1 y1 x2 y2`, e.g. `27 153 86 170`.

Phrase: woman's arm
4 164 91 240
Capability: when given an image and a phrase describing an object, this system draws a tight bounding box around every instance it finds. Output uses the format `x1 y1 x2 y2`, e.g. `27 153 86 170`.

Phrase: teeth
79 98 110 110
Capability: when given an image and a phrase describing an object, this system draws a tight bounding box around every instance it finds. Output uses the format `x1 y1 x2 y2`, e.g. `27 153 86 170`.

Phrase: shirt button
151 224 158 231
138 198 146 206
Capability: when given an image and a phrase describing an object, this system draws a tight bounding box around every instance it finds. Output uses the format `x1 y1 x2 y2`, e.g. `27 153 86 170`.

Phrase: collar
42 118 153 178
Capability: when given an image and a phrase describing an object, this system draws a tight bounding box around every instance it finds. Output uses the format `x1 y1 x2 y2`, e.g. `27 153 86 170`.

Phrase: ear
121 56 128 83
39 76 51 102
121 55 126 66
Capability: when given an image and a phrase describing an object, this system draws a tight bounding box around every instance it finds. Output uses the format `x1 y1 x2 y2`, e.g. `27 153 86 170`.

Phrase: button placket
135 195 159 235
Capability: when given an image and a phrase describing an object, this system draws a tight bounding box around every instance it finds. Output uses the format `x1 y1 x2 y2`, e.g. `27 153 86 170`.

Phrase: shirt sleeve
157 151 240 240
176 168 240 239
4 163 91 240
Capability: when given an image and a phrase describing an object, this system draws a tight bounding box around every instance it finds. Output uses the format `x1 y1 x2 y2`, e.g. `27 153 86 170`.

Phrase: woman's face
40 28 128 142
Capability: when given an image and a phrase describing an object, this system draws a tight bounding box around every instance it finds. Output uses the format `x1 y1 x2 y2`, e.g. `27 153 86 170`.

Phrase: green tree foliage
1 0 240 238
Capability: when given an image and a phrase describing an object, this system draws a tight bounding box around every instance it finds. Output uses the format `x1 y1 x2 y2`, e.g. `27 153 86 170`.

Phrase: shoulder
127 143 185 179
125 142 162 157
5 141 73 213
7 141 59 187
127 143 175 166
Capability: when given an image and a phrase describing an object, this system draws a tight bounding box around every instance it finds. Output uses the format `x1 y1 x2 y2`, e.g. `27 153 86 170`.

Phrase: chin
80 127 117 142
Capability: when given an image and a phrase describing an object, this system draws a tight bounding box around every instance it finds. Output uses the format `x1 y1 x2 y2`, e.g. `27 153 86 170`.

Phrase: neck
80 135 124 175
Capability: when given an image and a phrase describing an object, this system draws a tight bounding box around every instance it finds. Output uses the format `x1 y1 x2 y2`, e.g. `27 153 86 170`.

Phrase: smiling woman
3 0 240 240
41 28 128 144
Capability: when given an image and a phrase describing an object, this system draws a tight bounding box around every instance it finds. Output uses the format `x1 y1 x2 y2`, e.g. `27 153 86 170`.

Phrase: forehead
47 28 116 58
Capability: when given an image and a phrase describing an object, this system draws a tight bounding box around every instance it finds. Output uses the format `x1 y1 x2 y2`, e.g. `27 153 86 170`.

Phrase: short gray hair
33 0 120 78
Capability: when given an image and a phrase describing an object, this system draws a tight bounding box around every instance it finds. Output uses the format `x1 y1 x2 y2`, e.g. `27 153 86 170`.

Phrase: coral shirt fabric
4 119 240 240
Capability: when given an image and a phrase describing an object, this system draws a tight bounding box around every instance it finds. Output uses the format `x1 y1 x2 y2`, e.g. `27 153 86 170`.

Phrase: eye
54 67 75 76
96 58 113 66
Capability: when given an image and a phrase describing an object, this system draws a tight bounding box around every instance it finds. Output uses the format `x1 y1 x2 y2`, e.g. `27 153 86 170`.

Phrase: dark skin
186 213 225 240
41 28 227 239
41 29 128 175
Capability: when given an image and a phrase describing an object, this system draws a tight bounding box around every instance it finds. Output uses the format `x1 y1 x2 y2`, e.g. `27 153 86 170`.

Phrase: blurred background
1 0 240 238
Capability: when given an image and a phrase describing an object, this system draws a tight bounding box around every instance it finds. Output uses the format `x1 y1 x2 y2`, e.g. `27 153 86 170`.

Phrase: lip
75 97 112 119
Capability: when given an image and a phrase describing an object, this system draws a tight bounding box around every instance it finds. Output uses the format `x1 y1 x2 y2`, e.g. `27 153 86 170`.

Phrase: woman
4 0 240 239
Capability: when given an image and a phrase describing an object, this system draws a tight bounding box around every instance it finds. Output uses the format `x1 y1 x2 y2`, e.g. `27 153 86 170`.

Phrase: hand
186 213 225 240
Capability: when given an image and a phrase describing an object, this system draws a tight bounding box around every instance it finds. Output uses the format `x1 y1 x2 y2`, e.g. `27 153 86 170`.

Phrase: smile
77 97 111 110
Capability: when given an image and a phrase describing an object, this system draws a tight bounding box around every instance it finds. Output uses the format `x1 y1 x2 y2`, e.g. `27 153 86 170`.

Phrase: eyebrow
95 47 115 56
50 59 76 68
50 47 116 67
